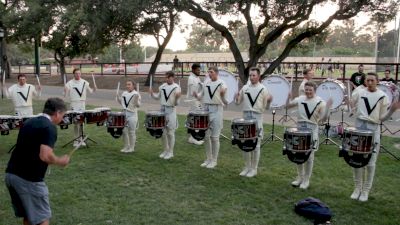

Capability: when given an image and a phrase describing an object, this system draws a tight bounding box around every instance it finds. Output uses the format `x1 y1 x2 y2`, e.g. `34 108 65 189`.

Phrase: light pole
0 27 4 99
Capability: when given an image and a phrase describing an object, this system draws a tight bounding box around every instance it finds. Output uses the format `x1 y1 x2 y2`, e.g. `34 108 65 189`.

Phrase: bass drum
316 79 346 110
204 69 238 104
377 81 398 104
261 75 290 108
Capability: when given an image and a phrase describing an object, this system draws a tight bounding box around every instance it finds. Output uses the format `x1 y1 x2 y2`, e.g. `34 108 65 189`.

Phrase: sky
140 4 400 52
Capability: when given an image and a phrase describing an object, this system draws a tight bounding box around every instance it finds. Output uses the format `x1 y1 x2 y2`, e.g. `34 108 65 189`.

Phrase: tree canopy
176 0 399 82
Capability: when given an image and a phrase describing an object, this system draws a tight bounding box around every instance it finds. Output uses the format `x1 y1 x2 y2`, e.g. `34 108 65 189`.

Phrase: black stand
278 106 296 124
62 123 96 148
262 110 283 146
319 113 340 147
339 107 350 127
379 122 400 160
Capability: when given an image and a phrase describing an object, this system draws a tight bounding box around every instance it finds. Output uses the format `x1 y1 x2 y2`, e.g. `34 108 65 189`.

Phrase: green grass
1 100 400 225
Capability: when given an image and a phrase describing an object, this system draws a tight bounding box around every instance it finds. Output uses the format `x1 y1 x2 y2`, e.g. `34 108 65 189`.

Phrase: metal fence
11 61 400 82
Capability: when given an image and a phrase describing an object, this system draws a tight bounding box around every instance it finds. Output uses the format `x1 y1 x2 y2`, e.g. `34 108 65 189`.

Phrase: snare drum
9 116 23 129
106 112 126 138
107 112 126 128
378 81 398 104
145 111 166 138
231 118 258 152
340 127 375 168
186 110 209 141
0 115 12 135
93 107 111 126
316 79 346 110
342 127 374 154
262 75 290 108
283 127 313 164
84 110 103 124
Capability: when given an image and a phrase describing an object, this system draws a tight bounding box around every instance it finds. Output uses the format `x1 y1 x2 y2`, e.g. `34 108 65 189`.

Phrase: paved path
34 85 400 137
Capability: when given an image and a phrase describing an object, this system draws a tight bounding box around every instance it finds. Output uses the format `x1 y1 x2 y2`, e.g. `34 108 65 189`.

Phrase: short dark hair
73 68 80 74
366 72 378 81
208 66 219 74
17 74 26 80
304 81 317 90
303 68 312 75
359 64 364 67
249 67 261 75
191 63 200 71
385 69 390 73
166 71 175 78
43 98 67 116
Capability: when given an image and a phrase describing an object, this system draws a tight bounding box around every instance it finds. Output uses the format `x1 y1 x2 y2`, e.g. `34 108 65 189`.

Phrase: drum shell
186 111 209 130
84 110 104 124
284 127 313 152
342 127 374 153
145 111 166 129
231 118 257 140
107 112 126 128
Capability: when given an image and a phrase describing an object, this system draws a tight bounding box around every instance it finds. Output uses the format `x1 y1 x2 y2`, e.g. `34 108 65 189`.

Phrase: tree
177 0 399 82
186 19 225 52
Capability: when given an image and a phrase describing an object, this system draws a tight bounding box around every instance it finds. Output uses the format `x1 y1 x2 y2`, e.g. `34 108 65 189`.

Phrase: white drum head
262 75 290 108
377 84 394 103
204 69 238 104
316 80 345 109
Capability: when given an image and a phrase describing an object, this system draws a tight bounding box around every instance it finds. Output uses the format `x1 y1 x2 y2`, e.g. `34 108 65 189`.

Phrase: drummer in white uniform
298 69 314 96
116 80 141 153
5 74 41 116
349 72 400 201
64 68 96 147
186 63 204 145
286 81 332 189
150 71 181 160
235 67 272 177
194 66 227 169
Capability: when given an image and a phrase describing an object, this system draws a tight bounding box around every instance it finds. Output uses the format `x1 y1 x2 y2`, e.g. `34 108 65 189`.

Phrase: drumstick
347 81 352 113
150 74 153 89
91 73 98 89
116 81 120 96
36 74 41 87
289 74 293 91
136 82 139 92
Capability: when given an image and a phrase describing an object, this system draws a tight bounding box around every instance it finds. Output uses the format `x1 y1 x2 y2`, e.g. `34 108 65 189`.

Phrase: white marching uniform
350 88 389 201
65 79 94 142
289 95 327 189
196 78 227 168
187 72 203 110
151 82 181 159
7 84 39 116
235 82 270 177
118 90 141 152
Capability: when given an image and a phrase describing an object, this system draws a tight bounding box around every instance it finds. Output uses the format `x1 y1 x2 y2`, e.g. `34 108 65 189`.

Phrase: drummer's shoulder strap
301 101 322 119
245 87 264 107
361 95 385 116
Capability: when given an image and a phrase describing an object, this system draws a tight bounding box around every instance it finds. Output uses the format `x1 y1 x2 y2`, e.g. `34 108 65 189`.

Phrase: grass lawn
0 99 399 225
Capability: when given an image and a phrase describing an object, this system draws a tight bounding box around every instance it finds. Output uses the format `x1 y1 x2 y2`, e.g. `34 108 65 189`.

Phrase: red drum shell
187 111 209 130
145 111 166 129
231 118 257 140
107 112 126 128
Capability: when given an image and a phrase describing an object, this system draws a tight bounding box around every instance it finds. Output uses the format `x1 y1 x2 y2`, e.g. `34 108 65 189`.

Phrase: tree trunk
54 50 66 84
145 12 176 87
